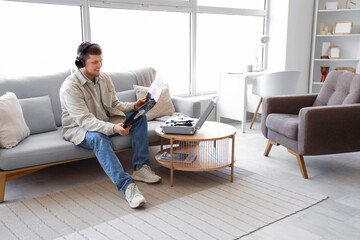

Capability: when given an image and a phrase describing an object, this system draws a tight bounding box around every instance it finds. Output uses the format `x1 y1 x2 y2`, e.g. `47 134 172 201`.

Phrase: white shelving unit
309 0 360 93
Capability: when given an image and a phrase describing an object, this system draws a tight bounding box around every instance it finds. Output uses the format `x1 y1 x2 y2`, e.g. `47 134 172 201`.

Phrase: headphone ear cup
75 57 85 69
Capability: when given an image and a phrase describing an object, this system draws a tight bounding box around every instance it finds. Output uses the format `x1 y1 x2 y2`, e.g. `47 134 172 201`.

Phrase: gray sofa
0 70 201 202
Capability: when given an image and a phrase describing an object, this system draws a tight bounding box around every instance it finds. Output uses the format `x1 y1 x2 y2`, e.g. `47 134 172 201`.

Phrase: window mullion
81 0 91 41
190 0 197 95
263 0 270 70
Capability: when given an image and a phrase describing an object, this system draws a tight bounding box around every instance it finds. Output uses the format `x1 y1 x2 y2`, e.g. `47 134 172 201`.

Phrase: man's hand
113 123 131 136
134 97 147 110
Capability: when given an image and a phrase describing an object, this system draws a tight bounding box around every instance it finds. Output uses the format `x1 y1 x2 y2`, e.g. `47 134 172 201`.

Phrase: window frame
2 0 268 96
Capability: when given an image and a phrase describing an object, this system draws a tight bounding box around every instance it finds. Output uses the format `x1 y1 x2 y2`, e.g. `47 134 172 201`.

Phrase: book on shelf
158 152 196 163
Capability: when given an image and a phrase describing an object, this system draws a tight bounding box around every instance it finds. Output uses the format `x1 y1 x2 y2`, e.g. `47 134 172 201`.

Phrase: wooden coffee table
155 121 237 186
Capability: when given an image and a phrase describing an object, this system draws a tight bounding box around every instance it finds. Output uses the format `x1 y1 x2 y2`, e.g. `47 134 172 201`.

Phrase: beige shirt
59 69 135 145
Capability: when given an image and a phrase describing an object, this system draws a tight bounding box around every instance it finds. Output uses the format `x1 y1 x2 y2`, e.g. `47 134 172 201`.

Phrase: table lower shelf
155 145 233 172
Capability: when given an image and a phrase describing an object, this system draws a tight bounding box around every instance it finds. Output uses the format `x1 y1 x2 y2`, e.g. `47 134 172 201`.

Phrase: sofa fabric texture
313 71 360 106
0 71 72 127
265 113 298 140
19 95 57 135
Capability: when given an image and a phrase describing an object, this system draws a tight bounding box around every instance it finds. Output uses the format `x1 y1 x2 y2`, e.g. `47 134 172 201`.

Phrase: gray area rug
0 167 327 240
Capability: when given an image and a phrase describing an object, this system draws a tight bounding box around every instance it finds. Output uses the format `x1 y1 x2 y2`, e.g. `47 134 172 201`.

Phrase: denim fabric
79 111 149 193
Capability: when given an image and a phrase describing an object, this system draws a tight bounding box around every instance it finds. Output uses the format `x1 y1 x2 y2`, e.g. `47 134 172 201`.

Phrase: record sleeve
123 78 163 128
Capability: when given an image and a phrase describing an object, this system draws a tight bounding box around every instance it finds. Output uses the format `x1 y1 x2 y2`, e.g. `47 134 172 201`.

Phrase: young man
59 42 161 208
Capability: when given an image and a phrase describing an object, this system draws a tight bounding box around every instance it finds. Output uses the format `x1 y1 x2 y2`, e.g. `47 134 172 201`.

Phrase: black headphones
75 42 98 69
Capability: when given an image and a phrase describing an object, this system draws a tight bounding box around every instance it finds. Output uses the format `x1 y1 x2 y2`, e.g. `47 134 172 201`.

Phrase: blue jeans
79 112 150 193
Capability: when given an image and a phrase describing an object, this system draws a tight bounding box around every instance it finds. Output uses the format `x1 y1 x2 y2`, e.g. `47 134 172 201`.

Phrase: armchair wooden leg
288 149 309 179
264 140 279 156
0 174 5 203
250 97 263 129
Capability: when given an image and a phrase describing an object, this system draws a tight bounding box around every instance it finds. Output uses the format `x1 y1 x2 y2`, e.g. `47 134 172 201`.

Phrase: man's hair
77 42 102 62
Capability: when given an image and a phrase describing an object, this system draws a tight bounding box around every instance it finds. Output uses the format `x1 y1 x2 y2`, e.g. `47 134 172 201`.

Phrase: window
196 13 265 93
90 7 190 95
0 0 267 96
0 1 82 77
0 1 82 78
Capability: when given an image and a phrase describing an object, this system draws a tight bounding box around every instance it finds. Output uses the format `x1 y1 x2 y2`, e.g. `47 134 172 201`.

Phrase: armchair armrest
298 104 360 155
171 96 201 118
261 94 318 137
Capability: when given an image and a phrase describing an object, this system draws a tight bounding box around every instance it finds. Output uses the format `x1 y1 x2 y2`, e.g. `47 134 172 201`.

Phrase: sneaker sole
132 175 162 183
130 199 147 209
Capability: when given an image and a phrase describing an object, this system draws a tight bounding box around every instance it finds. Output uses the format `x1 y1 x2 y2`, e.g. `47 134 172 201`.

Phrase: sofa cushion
0 92 30 149
133 83 175 120
19 95 57 135
147 120 164 143
266 113 299 140
0 128 95 170
108 72 138 92
116 90 137 102
0 70 71 127
0 121 165 171
313 71 360 106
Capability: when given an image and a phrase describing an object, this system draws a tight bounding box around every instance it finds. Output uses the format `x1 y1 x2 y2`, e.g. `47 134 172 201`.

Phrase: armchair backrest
313 71 360 106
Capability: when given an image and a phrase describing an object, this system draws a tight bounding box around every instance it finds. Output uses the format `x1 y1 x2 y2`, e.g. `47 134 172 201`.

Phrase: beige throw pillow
0 92 30 149
133 83 175 120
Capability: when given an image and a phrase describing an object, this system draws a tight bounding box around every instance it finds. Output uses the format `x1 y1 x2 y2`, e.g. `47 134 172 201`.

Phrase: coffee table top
155 121 236 141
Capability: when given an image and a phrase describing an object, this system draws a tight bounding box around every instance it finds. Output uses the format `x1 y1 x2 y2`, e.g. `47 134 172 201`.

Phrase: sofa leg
264 140 279 156
288 149 309 179
0 174 5 203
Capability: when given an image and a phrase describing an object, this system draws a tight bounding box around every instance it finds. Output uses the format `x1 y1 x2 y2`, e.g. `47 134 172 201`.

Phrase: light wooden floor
4 121 360 240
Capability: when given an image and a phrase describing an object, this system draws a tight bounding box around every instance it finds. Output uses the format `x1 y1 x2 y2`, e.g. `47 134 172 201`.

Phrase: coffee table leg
170 138 174 187
160 137 163 151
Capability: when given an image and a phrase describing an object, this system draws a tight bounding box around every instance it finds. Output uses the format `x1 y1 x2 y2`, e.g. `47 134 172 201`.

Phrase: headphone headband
75 42 98 69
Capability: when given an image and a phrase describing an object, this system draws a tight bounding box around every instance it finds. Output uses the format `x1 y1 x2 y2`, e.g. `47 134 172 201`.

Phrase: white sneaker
132 165 162 183
125 183 147 208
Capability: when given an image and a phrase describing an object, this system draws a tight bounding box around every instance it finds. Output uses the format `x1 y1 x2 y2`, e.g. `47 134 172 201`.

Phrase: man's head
75 42 103 81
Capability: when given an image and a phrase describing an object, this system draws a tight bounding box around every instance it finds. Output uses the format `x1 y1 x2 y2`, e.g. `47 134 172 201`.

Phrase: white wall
267 0 289 71
267 0 315 93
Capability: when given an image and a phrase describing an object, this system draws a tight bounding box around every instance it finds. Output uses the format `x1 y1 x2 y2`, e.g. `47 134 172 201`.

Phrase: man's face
83 54 103 80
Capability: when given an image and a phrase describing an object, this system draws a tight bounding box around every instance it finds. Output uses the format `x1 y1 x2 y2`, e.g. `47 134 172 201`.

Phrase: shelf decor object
321 42 331 58
333 20 353 34
325 1 339 9
321 66 330 82
335 67 356 73
319 24 332 35
346 0 357 9
329 46 341 58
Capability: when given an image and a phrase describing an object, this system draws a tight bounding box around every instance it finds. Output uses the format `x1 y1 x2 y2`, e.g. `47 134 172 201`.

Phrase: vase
321 67 330 82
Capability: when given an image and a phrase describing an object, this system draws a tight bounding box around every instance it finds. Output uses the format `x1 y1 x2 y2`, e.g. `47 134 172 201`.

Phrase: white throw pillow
133 83 175 120
0 92 30 149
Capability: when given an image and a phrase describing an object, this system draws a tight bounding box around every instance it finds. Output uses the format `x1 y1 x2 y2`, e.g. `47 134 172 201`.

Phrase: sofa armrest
171 96 201 118
298 104 360 155
261 94 318 137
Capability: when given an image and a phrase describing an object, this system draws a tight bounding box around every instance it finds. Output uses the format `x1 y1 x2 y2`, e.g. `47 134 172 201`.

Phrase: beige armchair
261 71 360 178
